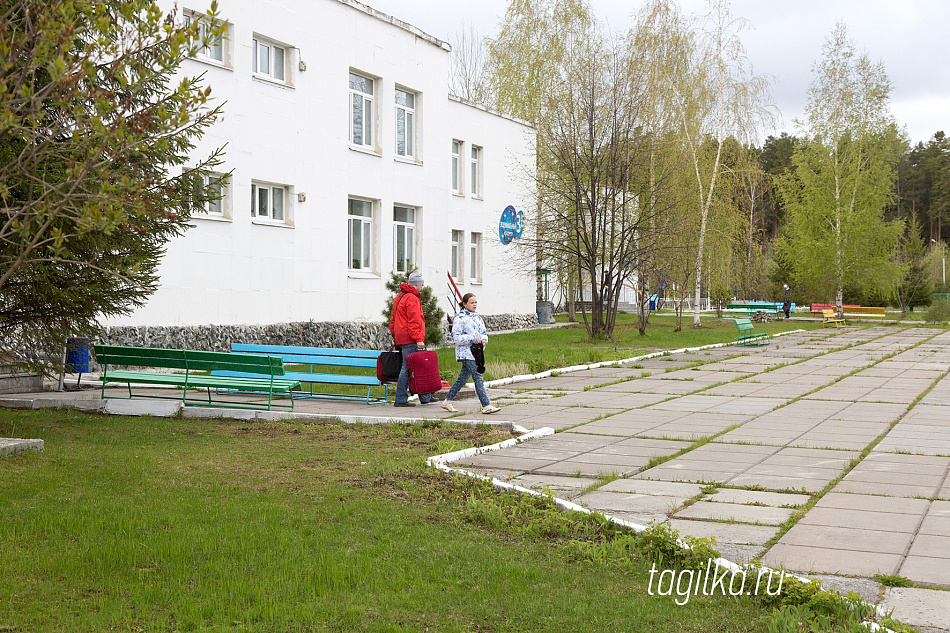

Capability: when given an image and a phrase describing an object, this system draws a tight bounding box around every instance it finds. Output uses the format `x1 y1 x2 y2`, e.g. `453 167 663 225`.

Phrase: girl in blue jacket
441 293 501 414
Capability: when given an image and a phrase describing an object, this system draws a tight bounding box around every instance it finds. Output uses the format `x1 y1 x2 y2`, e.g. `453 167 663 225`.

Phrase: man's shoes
441 401 458 413
394 402 416 407
481 405 501 414
421 396 439 404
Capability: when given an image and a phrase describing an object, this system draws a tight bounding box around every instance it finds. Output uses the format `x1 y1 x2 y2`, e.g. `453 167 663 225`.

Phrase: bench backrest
93 345 284 376
231 343 381 370
733 318 755 331
821 309 838 318
183 350 285 376
94 345 188 370
848 306 886 315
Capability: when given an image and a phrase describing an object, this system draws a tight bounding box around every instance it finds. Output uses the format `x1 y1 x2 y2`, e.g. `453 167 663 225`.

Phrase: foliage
925 297 950 324
0 0 224 374
777 22 905 316
381 269 445 346
894 211 933 315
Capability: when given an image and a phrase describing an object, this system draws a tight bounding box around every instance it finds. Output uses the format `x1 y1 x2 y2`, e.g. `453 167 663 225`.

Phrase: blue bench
212 344 388 405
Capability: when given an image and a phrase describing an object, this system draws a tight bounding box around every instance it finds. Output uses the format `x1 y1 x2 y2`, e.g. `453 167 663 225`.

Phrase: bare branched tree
448 22 492 105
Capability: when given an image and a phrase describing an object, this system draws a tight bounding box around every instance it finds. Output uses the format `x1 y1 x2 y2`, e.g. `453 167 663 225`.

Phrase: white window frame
251 181 291 225
185 11 229 67
395 88 416 159
451 140 463 195
450 229 464 281
348 198 376 272
393 206 416 274
193 172 230 220
470 145 482 199
252 36 288 83
349 71 375 150
470 232 482 282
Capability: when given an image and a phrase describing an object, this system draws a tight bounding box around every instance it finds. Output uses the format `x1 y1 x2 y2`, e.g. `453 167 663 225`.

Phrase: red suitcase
406 350 442 395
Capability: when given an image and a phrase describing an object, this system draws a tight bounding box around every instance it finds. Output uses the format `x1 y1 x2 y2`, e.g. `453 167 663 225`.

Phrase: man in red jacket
390 272 436 407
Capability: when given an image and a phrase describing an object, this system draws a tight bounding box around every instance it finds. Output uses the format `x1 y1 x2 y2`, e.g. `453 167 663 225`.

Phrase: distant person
441 293 500 414
783 284 792 319
390 272 435 407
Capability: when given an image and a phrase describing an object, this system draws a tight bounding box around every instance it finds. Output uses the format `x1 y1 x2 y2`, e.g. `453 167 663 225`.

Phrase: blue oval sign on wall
499 205 525 245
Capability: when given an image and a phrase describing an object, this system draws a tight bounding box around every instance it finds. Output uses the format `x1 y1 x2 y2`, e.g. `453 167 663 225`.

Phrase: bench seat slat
213 369 381 387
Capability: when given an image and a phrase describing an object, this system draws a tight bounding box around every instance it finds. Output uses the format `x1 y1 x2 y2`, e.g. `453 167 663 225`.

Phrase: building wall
103 0 536 327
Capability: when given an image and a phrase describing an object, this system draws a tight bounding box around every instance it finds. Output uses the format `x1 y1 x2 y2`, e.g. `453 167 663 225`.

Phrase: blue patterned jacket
451 309 488 361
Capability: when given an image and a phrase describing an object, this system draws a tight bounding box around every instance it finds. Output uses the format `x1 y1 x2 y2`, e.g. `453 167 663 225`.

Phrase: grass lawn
1 410 779 632
283 311 817 397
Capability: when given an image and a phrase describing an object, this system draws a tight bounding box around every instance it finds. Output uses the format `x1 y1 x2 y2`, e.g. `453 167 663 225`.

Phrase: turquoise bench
732 318 770 346
213 344 388 405
93 345 300 411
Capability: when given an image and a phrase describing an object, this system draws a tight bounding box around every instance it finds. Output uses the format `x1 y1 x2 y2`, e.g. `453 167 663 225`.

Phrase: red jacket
390 283 425 345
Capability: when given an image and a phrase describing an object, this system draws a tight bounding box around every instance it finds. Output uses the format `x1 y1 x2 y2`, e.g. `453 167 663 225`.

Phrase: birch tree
777 22 905 316
672 0 774 327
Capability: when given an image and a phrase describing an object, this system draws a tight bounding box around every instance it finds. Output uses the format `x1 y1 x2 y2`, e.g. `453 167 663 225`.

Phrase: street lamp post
933 239 946 286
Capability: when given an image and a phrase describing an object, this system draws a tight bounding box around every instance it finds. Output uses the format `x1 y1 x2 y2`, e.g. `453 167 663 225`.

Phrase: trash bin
648 299 656 311
536 300 556 324
65 337 90 374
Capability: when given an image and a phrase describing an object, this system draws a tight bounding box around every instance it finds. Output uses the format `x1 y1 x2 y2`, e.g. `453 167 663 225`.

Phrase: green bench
212 344 388 405
93 345 301 411
732 318 770 346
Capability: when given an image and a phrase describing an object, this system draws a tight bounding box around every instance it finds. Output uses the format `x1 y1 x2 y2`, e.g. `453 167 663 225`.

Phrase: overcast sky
365 0 950 146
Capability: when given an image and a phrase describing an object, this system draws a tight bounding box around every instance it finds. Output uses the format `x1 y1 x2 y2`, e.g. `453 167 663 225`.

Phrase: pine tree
381 270 445 346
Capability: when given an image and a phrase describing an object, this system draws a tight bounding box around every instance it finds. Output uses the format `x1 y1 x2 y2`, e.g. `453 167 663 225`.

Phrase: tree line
451 0 945 337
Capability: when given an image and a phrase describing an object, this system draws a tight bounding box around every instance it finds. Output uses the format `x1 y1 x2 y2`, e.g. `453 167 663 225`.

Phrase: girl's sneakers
481 405 501 414
440 401 458 413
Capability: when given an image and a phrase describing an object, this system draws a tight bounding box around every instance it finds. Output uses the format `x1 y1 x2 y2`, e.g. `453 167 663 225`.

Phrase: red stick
447 271 463 301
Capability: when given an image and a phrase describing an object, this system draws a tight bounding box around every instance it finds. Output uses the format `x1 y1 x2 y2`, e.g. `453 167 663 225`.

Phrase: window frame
185 11 229 68
349 71 375 150
470 145 482 199
252 36 288 83
192 171 230 220
348 197 376 272
470 232 483 282
395 88 416 160
250 180 291 226
392 205 416 274
451 140 463 195
450 229 464 281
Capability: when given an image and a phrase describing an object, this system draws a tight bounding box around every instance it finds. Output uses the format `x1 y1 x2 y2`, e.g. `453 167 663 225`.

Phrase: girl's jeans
445 359 490 407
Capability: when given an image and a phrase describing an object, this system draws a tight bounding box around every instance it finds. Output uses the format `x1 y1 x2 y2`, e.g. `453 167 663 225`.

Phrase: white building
103 0 537 328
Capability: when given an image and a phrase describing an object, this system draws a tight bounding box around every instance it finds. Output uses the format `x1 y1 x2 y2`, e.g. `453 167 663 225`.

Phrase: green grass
280 312 816 395
0 410 781 632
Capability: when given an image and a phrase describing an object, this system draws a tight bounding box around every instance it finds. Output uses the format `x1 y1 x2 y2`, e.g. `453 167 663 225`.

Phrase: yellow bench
821 309 845 328
843 306 886 321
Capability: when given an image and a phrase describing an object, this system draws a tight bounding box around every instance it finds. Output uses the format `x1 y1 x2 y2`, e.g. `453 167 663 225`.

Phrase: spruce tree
381 270 445 346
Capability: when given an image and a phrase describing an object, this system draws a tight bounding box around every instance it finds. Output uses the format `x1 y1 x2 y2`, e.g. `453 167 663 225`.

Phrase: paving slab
704 488 810 508
508 473 597 499
764 543 903 576
674 501 795 525
598 479 705 497
577 490 689 515
667 518 778 545
881 587 950 629
0 438 44 457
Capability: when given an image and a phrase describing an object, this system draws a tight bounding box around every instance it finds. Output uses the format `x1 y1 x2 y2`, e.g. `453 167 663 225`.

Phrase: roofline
448 94 535 129
335 0 451 52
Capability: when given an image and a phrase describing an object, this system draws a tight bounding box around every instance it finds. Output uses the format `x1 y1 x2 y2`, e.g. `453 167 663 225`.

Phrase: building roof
336 0 451 52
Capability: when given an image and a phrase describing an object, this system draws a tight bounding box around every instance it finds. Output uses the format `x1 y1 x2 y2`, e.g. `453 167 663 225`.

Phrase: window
470 232 482 282
251 182 286 221
451 140 463 194
186 13 226 64
393 206 416 273
349 72 374 148
192 172 228 218
450 229 464 280
470 146 482 198
349 198 375 271
395 89 416 159
253 37 286 81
